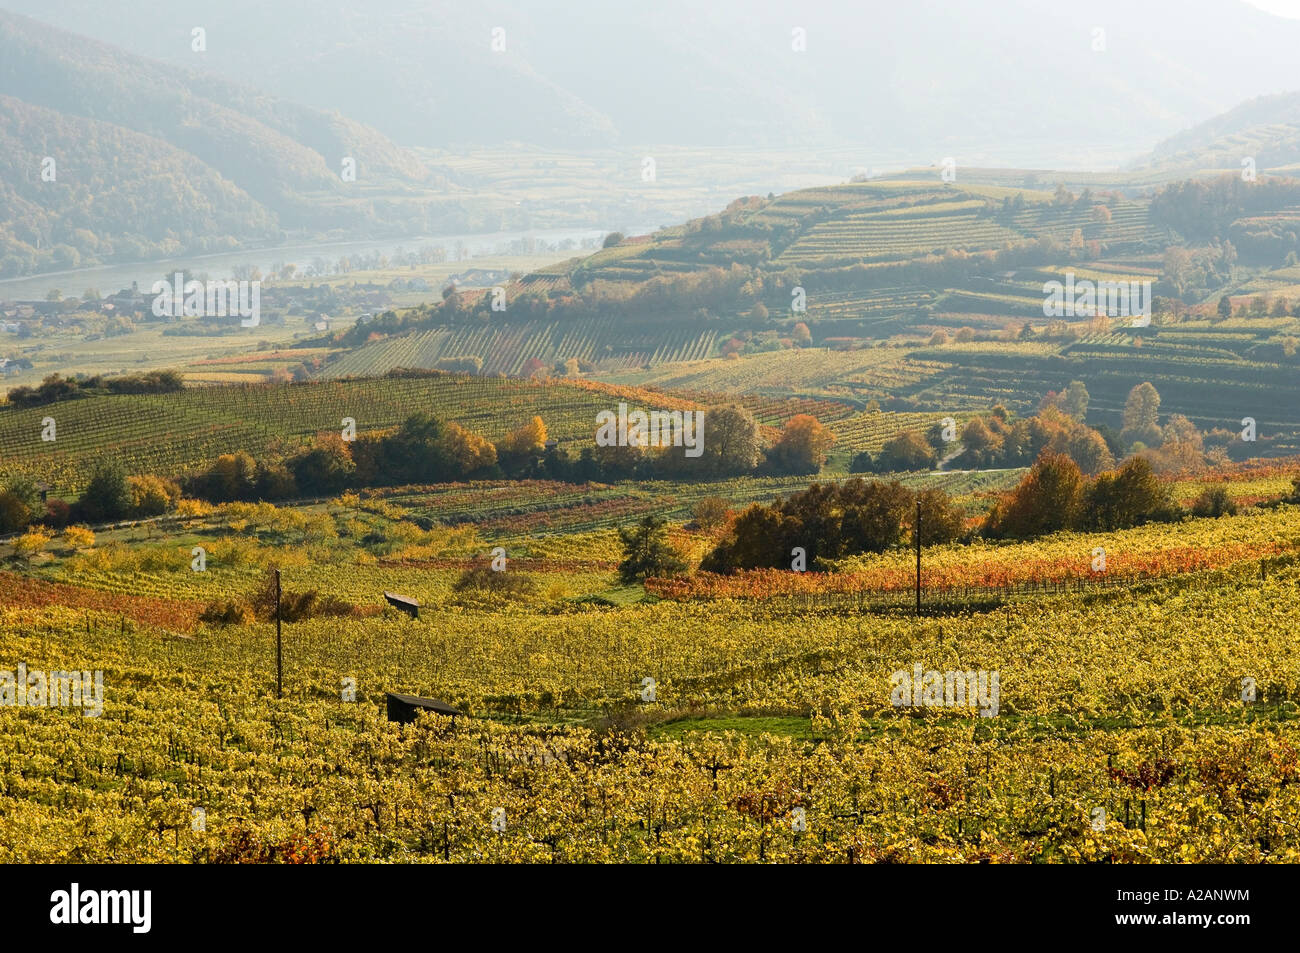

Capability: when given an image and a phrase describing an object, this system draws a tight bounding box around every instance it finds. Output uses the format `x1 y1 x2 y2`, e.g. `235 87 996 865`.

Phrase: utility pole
275 568 283 698
915 500 922 616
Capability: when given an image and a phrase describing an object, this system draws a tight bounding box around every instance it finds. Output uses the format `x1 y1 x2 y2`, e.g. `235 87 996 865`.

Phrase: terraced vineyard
941 262 1171 318
805 287 939 334
670 392 858 428
758 185 1168 267
530 179 1175 289
777 204 1027 264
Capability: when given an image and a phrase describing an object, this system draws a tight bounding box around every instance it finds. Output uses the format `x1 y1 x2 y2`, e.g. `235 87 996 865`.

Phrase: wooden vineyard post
275 568 283 699
915 500 922 616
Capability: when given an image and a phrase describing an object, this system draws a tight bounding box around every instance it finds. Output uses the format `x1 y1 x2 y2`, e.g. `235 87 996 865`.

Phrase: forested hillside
0 9 444 276
0 94 278 274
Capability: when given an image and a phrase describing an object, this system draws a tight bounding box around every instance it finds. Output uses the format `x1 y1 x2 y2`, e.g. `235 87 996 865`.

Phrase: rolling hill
0 8 456 277
1139 90 1300 175
291 174 1300 455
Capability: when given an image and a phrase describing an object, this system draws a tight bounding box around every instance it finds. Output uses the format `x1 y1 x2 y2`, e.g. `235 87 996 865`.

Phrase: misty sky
3 0 1300 169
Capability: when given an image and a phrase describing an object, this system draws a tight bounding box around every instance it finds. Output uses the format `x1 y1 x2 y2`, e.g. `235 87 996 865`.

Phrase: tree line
4 371 184 409
682 450 1259 581
699 480 965 574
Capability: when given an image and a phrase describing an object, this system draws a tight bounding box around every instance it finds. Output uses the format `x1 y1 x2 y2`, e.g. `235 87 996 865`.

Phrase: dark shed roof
383 592 420 618
385 692 462 723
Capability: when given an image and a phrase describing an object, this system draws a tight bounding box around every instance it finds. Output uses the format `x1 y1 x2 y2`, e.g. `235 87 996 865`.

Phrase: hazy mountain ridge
5 0 1300 162
0 92 279 274
0 8 450 276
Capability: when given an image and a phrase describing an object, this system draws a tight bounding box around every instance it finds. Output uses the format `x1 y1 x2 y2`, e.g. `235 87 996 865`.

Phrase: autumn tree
768 414 835 474
1065 428 1114 476
63 525 95 550
0 480 40 533
441 422 498 474
587 441 644 480
288 434 356 496
691 497 731 531
984 452 1083 538
375 413 448 484
697 404 763 477
1143 413 1205 474
835 479 915 554
959 417 1001 465
1162 247 1194 297
500 416 547 457
699 502 804 573
1121 382 1162 448
496 416 548 473
910 488 967 546
1190 485 1237 518
189 451 259 502
1060 380 1090 420
14 528 51 563
128 474 182 517
876 431 938 472
1080 456 1173 530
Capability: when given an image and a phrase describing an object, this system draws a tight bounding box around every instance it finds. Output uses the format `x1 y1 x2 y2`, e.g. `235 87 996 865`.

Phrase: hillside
0 373 711 494
0 93 279 273
287 174 1300 457
0 9 455 277
1140 91 1300 175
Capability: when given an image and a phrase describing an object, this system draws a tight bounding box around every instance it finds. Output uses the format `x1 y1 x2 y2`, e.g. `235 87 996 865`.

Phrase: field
3 485 1300 862
0 374 709 494
0 369 1022 496
319 320 718 378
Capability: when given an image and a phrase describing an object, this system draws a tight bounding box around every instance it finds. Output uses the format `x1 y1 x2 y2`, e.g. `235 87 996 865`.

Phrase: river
0 225 653 302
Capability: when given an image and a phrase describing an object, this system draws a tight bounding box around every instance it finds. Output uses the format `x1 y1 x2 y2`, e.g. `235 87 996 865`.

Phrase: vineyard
10 145 1300 871
775 205 1028 265
3 493 1300 862
505 178 1175 294
247 174 1300 475
648 505 1300 600
367 468 1017 537
604 347 943 399
0 375 706 494
319 319 719 379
